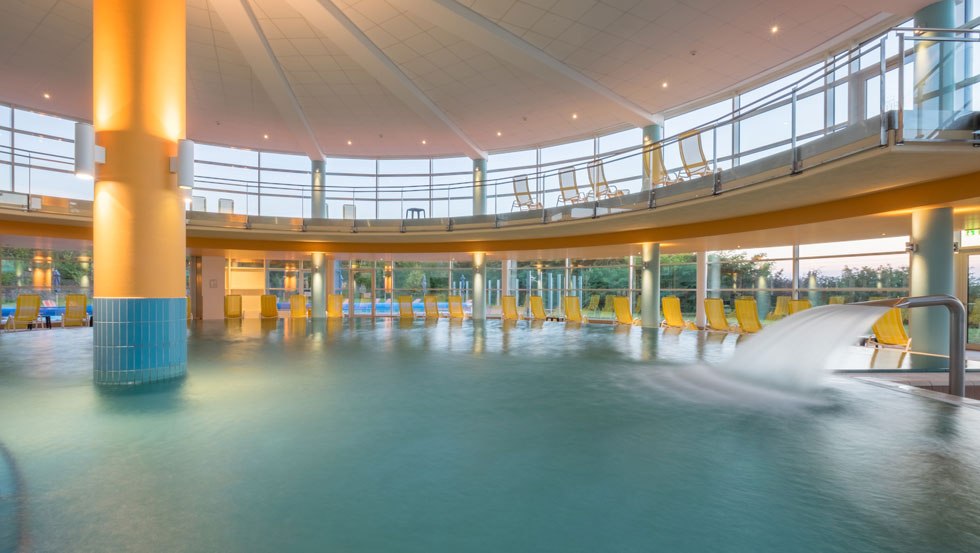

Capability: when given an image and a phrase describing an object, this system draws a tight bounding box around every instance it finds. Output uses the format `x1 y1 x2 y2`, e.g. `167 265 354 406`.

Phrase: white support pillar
472 252 486 321
311 159 327 219
695 251 707 328
502 258 513 297
910 207 955 370
472 158 487 216
311 252 327 319
640 243 661 328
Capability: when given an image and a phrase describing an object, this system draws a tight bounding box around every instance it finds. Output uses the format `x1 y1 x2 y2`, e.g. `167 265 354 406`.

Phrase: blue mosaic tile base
93 297 187 385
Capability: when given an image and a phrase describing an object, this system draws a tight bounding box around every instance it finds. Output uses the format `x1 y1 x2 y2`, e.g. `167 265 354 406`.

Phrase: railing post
898 33 906 143
790 87 800 174
711 126 718 172
879 37 888 146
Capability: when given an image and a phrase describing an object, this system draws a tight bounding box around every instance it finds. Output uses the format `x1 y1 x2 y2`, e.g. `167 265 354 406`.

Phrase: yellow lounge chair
62 294 88 327
501 295 520 321
5 294 41 330
224 294 243 319
870 308 911 350
788 299 812 314
612 296 635 325
564 296 586 323
586 159 624 200
398 295 416 319
767 296 790 320
642 142 680 187
529 296 547 320
260 294 279 319
678 130 713 179
829 295 846 305
448 295 465 319
511 175 542 211
734 297 763 333
289 295 308 319
557 166 588 205
661 296 696 329
423 295 440 318
704 297 732 332
327 294 344 318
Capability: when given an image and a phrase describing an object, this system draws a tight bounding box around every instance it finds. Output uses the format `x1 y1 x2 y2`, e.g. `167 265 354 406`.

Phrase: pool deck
840 349 980 399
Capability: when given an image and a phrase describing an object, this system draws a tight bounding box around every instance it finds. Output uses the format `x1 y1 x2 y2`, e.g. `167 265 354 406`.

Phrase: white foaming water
653 305 891 408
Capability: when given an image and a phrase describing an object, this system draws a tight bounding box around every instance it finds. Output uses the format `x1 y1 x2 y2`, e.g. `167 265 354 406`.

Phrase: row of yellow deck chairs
223 294 314 319
3 293 89 330
674 295 911 349
219 292 911 350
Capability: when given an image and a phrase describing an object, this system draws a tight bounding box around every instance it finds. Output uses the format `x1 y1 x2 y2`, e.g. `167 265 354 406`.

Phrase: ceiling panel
0 0 936 158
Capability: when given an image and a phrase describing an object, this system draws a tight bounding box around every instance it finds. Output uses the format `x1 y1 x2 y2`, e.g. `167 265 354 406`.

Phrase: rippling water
1 319 979 553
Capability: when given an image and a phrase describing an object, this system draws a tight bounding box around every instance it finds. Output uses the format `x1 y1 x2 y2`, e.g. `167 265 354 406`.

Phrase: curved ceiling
0 0 931 158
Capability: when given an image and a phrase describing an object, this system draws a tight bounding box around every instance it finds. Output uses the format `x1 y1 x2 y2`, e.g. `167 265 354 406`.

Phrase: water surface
1 319 979 552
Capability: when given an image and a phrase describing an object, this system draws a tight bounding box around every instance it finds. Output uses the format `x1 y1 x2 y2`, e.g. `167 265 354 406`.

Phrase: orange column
92 0 187 384
93 0 186 299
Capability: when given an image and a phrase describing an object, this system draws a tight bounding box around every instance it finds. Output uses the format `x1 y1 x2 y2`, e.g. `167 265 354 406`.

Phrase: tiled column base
93 298 187 385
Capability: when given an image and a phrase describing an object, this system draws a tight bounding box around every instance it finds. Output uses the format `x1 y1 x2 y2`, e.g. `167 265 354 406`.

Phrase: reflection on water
0 320 978 552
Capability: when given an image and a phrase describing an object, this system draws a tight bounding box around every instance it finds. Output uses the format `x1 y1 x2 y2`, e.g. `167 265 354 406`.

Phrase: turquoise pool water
1 319 979 552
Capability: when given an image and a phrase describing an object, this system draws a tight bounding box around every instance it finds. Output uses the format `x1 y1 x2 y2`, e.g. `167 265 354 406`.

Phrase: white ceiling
0 0 932 158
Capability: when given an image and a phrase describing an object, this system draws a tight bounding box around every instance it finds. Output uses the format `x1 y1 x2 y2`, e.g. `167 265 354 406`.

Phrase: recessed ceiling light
421 139 427 145
571 113 578 119
496 131 502 137
347 139 352 145
263 133 269 139
42 92 51 100
771 25 779 34
661 82 668 89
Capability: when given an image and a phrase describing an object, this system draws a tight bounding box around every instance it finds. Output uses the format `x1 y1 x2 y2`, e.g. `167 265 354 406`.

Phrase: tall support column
92 0 187 384
311 159 327 219
641 123 663 190
910 207 955 369
640 243 661 328
311 253 327 319
472 252 486 321
502 258 513 297
310 160 328 318
695 251 707 328
914 1 956 122
472 158 487 216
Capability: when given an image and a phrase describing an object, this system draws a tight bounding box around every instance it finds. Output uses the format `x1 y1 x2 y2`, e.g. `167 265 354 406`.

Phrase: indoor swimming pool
1 320 979 552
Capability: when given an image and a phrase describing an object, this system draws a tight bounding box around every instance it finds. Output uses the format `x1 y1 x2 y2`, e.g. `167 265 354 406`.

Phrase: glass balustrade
1 24 978 223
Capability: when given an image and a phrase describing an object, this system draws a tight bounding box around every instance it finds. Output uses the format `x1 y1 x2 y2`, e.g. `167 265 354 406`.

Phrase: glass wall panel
598 128 643 193
1 247 93 315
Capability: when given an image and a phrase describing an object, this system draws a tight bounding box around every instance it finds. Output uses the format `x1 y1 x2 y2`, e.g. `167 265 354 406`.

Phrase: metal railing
1 27 978 224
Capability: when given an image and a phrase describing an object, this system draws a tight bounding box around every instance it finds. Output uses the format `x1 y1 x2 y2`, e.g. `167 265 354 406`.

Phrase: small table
406 208 426 219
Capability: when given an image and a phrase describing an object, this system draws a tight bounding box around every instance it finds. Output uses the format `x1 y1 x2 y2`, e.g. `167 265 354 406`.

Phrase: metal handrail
859 295 967 397
2 28 979 219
